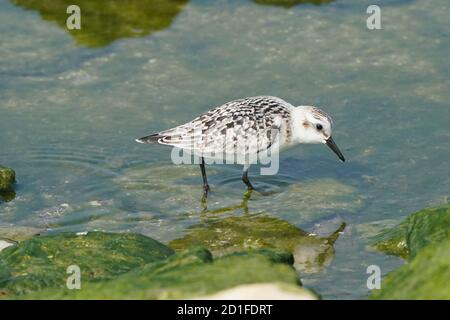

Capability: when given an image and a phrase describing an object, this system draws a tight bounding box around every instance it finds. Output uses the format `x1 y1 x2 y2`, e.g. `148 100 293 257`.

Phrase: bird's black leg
199 157 210 196
242 165 254 190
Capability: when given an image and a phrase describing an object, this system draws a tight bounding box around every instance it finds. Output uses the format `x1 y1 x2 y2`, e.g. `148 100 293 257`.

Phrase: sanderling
136 96 345 195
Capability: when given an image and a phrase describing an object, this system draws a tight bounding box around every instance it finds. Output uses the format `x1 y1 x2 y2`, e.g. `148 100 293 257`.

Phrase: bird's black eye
316 124 323 131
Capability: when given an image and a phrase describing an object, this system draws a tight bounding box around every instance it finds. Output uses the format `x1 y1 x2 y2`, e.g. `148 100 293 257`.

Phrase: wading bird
136 96 345 196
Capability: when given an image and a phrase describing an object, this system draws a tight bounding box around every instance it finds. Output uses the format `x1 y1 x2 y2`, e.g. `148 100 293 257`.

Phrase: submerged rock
370 204 450 299
17 247 308 299
12 0 189 48
0 231 174 296
0 190 15 203
115 164 361 229
0 166 15 191
169 214 345 273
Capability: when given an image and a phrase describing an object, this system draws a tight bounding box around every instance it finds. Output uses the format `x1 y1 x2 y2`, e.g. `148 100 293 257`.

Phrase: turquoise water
1 0 449 299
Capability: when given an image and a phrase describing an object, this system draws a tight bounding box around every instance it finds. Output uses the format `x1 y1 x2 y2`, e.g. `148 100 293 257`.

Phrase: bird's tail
135 133 162 144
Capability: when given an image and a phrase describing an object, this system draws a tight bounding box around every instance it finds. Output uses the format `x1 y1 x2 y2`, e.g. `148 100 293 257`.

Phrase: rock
370 204 450 299
1 230 314 300
0 231 174 296
372 236 450 299
14 247 305 299
169 214 345 273
0 166 15 191
12 0 189 47
371 204 450 260
195 282 317 300
0 190 15 203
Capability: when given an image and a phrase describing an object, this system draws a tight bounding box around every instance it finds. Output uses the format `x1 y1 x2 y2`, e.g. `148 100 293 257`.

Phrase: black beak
326 137 345 162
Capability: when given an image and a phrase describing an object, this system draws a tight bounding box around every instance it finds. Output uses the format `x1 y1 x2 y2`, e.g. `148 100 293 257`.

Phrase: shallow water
1 0 449 299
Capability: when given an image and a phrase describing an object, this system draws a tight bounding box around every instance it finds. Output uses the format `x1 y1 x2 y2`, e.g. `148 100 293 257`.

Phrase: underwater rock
271 179 361 224
115 164 361 228
0 190 15 203
253 0 334 8
370 204 450 299
0 231 174 296
16 247 306 299
371 204 450 260
11 0 189 47
169 214 345 273
0 166 15 191
0 166 15 203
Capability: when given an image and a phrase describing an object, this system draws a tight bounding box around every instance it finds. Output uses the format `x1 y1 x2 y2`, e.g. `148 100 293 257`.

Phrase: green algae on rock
0 230 315 300
0 190 15 203
371 236 450 300
370 204 450 299
169 214 345 273
0 231 174 296
11 0 189 47
17 247 307 299
371 204 450 260
0 166 15 191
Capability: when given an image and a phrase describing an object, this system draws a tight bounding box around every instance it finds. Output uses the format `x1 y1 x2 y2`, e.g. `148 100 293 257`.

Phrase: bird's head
293 106 345 162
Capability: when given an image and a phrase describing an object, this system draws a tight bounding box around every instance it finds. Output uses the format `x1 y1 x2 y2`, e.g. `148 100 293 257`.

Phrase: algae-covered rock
1 230 310 300
0 166 15 191
372 236 450 300
12 0 189 47
0 190 15 203
18 247 303 299
370 204 450 299
170 214 345 273
253 0 334 8
371 204 450 260
0 231 174 296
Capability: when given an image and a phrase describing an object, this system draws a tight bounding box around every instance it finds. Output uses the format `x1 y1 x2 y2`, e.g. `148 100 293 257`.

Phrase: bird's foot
248 185 276 196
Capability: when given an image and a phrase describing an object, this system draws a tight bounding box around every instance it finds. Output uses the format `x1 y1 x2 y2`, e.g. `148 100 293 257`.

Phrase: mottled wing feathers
137 96 293 155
